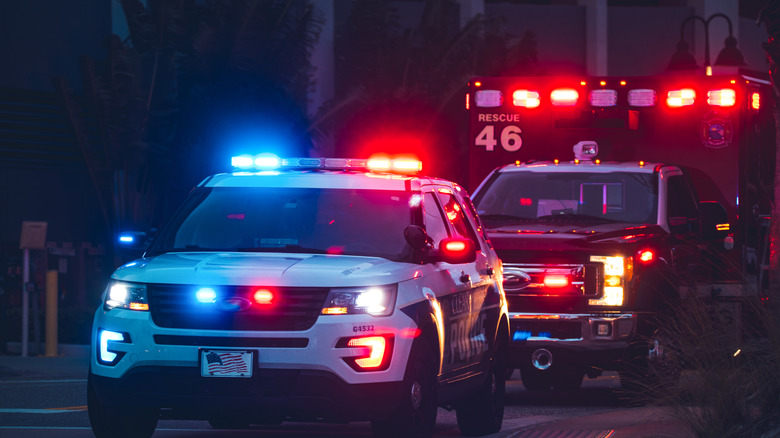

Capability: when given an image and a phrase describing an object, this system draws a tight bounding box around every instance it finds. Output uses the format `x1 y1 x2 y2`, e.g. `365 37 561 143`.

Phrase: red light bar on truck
666 88 696 107
707 89 736 107
550 88 579 106
513 90 541 108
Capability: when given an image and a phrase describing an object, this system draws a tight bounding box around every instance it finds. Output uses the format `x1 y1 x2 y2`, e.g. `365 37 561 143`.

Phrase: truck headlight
105 281 149 311
322 285 397 316
589 256 626 306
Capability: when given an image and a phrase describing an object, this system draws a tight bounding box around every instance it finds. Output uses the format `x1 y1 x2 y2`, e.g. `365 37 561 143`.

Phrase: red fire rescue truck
465 74 774 391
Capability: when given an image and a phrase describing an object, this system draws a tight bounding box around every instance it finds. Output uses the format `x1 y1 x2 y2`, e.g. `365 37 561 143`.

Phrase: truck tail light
667 89 695 107
751 92 760 110
551 88 579 106
707 88 735 107
513 89 540 108
637 249 655 264
338 334 394 371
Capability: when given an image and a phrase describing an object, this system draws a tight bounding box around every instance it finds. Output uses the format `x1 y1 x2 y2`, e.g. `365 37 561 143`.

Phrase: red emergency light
543 274 569 288
513 89 540 108
667 89 696 107
339 334 394 371
253 289 274 305
550 88 579 106
707 89 736 107
751 92 760 110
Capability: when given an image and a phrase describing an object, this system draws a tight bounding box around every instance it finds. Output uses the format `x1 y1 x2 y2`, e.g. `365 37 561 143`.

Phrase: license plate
200 349 253 378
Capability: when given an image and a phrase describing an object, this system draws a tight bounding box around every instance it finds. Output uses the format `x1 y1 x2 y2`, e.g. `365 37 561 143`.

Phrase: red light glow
752 92 760 110
707 88 735 107
543 274 569 288
638 250 655 263
512 89 540 108
667 89 695 107
348 336 387 369
253 289 274 305
444 241 467 252
520 198 533 206
551 88 579 106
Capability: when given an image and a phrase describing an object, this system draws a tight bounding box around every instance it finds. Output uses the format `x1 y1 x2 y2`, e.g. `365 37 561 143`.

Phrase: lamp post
667 13 746 75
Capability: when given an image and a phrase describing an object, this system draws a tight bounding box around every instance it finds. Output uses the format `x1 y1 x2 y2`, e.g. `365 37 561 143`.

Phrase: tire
455 344 506 436
371 338 438 438
519 365 552 391
551 371 583 391
88 373 158 438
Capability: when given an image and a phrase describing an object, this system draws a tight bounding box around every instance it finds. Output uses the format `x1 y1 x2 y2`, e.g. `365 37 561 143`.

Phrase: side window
436 191 479 243
457 189 491 247
422 192 449 249
667 175 698 220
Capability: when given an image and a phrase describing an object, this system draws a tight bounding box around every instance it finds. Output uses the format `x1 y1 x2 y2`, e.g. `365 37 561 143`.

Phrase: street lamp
667 13 746 75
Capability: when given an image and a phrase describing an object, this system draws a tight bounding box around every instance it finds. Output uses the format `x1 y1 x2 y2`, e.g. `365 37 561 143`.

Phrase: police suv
88 156 509 438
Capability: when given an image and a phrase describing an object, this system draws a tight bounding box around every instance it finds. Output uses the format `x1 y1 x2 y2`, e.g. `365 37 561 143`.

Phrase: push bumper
507 312 636 369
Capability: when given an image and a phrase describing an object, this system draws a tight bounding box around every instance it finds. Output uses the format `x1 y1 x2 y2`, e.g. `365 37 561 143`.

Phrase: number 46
475 124 522 152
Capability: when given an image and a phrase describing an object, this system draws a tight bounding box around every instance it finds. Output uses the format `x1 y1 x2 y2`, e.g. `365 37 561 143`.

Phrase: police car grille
148 284 329 331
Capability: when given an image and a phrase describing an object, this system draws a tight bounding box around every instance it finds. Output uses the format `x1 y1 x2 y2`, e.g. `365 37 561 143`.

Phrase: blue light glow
539 331 552 338
99 330 125 363
196 288 217 303
119 235 134 243
231 155 254 169
513 330 532 341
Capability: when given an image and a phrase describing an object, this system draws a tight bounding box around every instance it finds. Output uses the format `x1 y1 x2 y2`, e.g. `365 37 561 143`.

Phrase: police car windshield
148 187 414 261
474 171 657 226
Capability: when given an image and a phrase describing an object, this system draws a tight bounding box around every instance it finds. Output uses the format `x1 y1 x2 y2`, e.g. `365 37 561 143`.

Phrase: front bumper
90 366 406 422
507 312 636 369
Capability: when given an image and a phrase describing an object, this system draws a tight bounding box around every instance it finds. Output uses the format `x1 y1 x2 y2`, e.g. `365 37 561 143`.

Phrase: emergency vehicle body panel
467 74 773 382
89 164 509 428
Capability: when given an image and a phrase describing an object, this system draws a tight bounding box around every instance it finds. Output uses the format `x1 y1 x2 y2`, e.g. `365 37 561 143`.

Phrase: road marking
0 406 87 414
0 379 86 384
509 430 614 438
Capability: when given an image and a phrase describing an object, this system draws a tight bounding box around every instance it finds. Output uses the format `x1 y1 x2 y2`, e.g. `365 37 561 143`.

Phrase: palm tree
55 0 323 251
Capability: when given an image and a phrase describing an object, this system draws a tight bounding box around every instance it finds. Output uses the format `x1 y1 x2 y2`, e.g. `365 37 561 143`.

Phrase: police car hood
486 221 665 250
112 252 414 287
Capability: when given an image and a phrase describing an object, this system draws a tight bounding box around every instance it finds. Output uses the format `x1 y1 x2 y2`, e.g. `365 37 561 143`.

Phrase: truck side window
423 192 450 249
667 175 699 231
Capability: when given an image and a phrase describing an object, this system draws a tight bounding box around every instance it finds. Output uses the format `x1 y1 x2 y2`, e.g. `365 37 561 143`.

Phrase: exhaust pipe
531 348 553 370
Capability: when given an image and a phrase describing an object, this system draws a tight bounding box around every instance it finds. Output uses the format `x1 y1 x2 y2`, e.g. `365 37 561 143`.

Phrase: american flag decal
205 351 250 375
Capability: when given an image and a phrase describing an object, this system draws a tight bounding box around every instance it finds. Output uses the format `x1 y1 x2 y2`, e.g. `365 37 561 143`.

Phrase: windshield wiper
479 213 533 223
536 213 617 223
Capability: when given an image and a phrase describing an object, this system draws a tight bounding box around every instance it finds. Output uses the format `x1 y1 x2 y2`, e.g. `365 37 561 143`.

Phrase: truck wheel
620 329 680 396
551 371 584 391
88 373 158 438
455 345 506 436
519 365 552 391
371 338 437 437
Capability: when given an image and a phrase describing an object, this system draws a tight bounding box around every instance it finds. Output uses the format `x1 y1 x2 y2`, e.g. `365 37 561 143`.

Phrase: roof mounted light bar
231 154 422 174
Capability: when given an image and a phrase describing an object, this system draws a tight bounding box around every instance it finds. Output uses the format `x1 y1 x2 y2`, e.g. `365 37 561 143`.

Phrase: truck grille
502 263 601 297
148 284 329 331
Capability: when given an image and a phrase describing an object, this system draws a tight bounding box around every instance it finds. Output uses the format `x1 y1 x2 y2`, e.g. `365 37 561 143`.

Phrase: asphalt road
0 347 686 438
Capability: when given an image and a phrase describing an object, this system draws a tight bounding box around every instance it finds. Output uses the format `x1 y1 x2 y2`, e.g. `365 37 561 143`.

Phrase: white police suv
88 156 509 438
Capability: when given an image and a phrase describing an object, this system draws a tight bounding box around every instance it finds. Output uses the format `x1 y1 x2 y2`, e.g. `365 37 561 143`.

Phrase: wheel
371 338 438 437
455 343 506 436
88 372 158 438
519 365 552 391
551 371 583 391
619 329 680 398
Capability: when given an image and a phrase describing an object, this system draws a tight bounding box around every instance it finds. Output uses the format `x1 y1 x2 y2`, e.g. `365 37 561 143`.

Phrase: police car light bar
231 154 421 173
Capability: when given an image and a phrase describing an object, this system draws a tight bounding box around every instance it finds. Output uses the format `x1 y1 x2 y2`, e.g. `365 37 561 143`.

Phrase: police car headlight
322 285 397 317
104 281 149 311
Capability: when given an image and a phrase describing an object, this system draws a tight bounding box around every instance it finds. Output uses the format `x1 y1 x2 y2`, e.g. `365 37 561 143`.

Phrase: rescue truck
88 156 509 438
465 74 774 392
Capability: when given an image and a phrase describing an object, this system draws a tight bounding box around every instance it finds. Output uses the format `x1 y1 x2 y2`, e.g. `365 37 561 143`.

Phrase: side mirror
698 201 730 240
437 237 477 264
404 225 432 251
